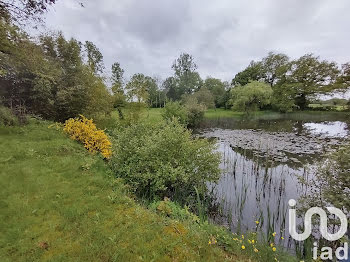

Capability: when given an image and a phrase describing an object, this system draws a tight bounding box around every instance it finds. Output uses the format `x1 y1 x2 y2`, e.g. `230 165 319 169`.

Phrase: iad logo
288 199 348 260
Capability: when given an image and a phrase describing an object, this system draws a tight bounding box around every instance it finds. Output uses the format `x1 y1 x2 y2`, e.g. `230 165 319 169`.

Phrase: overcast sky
43 0 350 83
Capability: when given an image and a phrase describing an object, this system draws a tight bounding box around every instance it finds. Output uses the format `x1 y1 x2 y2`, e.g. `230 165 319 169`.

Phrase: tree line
1 1 350 123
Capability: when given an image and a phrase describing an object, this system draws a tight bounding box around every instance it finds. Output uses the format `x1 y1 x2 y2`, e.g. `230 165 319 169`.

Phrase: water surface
199 113 349 247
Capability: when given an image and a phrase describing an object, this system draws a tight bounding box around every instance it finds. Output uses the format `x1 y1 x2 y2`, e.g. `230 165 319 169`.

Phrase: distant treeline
1 2 350 122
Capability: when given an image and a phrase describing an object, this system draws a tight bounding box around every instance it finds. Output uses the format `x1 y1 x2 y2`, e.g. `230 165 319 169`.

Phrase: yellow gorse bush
63 115 112 159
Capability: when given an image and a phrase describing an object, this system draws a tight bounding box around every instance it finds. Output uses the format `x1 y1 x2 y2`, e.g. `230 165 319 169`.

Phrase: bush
63 115 112 159
162 101 188 126
109 119 220 203
0 106 19 126
184 97 206 128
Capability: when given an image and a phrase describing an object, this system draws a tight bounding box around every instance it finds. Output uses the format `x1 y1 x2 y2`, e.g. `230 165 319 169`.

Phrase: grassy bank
0 120 251 261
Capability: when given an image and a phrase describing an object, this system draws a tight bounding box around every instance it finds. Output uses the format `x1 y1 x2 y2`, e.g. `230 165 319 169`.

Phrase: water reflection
199 114 349 250
210 142 313 248
304 121 348 138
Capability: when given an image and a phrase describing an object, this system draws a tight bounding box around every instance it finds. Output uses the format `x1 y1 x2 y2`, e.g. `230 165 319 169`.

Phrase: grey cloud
44 0 350 81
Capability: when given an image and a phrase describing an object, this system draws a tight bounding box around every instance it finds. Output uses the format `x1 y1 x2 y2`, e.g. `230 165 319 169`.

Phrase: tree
261 52 290 86
203 77 226 108
147 77 166 108
232 61 264 86
287 54 340 110
0 0 57 24
229 81 273 112
84 41 104 75
125 73 155 103
271 83 297 113
111 62 124 91
190 87 215 109
111 62 126 118
338 63 350 88
0 27 112 121
167 53 202 100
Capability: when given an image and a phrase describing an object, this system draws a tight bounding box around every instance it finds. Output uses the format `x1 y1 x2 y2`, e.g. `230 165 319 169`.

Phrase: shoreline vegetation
0 118 296 262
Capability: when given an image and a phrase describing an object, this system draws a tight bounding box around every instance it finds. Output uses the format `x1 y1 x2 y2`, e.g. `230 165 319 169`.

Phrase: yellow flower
272 232 276 237
248 240 252 244
281 237 284 240
241 245 245 250
254 248 259 253
255 221 259 225
251 239 255 244
208 240 211 245
272 247 277 252
270 243 274 247
241 235 244 239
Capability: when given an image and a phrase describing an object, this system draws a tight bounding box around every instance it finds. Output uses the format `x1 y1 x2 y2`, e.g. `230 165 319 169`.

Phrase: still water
199 112 349 248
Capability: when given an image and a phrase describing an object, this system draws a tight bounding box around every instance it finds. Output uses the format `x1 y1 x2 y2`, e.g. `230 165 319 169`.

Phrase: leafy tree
166 53 202 100
0 0 57 24
338 63 350 88
163 76 177 101
261 52 290 86
232 61 264 86
84 41 104 75
111 62 124 90
271 83 297 113
0 25 112 121
111 62 126 118
189 87 215 109
229 81 273 112
203 77 226 107
125 73 155 103
287 54 340 110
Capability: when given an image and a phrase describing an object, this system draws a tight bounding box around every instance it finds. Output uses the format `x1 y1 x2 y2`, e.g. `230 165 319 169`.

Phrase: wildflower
270 243 274 247
241 235 244 239
255 220 259 225
248 240 252 244
251 239 255 244
272 232 276 237
272 247 277 252
208 240 211 245
241 245 245 250
281 237 284 240
254 248 259 253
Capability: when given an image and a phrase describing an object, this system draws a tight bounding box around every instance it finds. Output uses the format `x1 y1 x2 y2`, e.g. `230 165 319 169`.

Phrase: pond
198 112 350 249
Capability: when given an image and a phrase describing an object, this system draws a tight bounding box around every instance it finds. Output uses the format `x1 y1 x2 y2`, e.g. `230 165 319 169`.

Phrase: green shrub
0 106 19 126
109 119 220 204
162 101 188 126
184 97 206 128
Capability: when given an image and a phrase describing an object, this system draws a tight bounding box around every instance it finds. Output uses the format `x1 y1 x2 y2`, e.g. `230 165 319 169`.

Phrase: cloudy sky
43 0 350 82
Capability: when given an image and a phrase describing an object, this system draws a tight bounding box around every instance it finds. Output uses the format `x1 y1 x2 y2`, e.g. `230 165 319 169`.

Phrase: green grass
0 119 253 262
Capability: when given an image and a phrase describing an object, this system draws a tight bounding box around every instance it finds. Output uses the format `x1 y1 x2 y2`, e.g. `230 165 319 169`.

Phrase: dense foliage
162 101 188 126
231 52 349 112
0 20 113 121
63 115 112 159
229 81 273 112
109 119 221 203
162 99 206 128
